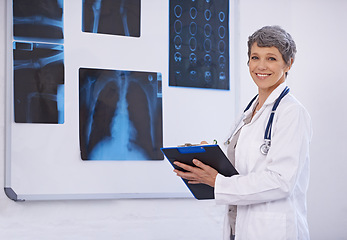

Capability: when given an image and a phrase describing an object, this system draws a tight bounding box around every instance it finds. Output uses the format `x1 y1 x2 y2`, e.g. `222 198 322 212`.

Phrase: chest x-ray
82 0 141 37
169 0 229 90
79 68 163 161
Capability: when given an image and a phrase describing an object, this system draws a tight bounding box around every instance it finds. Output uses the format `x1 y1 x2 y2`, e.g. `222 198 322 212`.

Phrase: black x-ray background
169 0 229 90
13 0 64 42
13 42 64 124
12 0 65 124
82 0 141 37
79 68 163 160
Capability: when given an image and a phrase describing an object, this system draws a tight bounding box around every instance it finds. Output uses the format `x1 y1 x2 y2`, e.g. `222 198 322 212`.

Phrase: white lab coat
215 83 312 240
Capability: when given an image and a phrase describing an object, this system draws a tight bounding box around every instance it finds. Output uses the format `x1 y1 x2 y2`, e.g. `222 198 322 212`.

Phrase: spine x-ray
79 68 163 161
82 0 141 37
169 0 229 90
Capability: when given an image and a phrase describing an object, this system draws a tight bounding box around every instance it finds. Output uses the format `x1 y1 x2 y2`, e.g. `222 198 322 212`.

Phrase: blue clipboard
161 145 238 200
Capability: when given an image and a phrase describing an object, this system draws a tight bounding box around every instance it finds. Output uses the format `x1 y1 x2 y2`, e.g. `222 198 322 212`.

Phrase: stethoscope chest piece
260 86 289 155
260 140 271 155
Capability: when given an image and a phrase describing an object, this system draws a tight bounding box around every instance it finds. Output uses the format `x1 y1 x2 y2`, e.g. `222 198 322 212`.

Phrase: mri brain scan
169 0 229 90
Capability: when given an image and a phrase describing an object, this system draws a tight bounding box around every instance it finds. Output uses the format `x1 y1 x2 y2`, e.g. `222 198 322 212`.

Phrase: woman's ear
288 58 294 70
285 58 294 73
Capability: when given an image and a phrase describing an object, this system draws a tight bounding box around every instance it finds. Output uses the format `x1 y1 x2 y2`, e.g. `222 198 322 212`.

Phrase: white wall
1 0 347 239
238 0 347 239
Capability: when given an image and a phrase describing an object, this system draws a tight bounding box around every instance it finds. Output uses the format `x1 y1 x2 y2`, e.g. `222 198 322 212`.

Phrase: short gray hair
247 26 297 66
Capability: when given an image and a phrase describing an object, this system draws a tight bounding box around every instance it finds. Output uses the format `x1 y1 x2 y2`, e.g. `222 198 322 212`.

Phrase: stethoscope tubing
225 86 290 155
264 86 290 141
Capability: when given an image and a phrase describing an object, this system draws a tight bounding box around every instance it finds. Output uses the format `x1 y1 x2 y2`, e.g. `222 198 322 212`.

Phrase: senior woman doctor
174 26 312 240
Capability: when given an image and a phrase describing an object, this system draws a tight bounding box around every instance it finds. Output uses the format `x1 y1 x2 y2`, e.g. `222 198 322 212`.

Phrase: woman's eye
251 56 258 60
269 57 276 61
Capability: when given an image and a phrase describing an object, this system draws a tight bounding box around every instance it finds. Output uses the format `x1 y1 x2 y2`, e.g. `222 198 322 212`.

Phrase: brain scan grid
169 0 229 90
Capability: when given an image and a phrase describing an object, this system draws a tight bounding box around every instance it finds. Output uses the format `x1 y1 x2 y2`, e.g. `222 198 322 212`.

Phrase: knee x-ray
13 0 64 43
82 0 141 37
79 68 163 161
13 42 64 124
169 0 229 90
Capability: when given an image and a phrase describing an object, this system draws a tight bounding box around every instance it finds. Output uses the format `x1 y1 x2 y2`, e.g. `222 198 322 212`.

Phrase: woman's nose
257 60 267 70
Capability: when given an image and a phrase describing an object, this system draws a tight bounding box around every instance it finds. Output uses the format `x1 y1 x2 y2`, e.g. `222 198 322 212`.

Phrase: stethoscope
225 86 290 155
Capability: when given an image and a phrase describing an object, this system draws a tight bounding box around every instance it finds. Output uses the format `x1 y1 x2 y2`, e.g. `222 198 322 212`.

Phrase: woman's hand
173 159 218 187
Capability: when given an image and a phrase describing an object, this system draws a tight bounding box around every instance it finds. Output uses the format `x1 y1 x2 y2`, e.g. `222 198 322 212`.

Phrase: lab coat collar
243 82 288 120
263 82 288 107
228 82 288 143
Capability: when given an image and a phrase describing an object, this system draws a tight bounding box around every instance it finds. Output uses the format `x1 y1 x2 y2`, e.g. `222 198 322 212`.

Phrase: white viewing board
4 0 237 201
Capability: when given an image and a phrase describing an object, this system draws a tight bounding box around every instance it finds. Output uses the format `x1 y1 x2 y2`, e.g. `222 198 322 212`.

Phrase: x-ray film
79 68 163 161
13 42 65 124
169 0 229 90
13 0 64 43
82 0 141 37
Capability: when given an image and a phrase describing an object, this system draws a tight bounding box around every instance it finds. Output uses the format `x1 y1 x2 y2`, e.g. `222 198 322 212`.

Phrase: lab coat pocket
247 211 286 240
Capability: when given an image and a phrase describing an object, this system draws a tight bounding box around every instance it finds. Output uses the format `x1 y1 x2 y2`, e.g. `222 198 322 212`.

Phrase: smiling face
249 43 292 95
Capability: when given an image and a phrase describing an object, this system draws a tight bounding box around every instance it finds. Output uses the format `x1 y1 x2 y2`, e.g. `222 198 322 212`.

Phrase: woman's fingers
173 159 218 187
192 159 215 174
192 159 206 168
173 161 196 172
173 168 196 181
173 161 201 180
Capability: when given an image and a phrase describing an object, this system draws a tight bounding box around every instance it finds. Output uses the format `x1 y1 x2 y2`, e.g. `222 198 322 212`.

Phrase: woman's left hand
173 159 218 187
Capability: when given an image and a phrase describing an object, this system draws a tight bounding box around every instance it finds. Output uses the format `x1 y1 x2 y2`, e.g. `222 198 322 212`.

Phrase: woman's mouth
256 73 271 77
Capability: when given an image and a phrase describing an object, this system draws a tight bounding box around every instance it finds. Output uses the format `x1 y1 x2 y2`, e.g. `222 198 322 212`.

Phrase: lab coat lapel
263 82 287 108
233 97 258 136
249 82 287 123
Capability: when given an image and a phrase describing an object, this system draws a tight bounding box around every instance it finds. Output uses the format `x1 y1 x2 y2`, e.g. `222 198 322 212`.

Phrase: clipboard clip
177 143 200 147
177 140 217 147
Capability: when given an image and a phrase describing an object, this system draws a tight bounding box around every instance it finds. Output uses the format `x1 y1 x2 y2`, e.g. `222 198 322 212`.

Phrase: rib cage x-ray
13 0 64 42
13 42 64 124
82 0 141 37
79 68 163 160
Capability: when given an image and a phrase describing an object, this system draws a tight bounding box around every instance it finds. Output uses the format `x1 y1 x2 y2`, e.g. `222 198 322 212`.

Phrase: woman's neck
255 90 270 111
256 80 285 111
